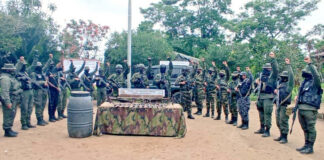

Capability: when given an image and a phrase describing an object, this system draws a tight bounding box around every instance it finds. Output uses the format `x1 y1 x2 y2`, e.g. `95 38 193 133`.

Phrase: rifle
255 73 262 103
290 87 302 134
17 73 47 92
273 80 280 108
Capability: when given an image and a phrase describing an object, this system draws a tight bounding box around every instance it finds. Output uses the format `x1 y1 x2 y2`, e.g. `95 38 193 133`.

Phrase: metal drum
67 91 93 138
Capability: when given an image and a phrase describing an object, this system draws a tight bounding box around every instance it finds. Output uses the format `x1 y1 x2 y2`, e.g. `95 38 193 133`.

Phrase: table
93 102 187 138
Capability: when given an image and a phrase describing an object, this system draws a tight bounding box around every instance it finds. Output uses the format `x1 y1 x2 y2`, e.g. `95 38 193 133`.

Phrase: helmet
262 63 272 69
36 62 42 67
115 64 123 69
280 71 289 77
137 64 145 69
231 71 239 76
208 67 214 72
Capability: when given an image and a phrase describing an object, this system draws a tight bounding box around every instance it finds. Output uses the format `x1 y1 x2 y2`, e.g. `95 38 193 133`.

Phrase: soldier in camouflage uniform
153 57 173 98
192 60 205 116
16 57 36 130
0 64 21 137
81 62 99 97
175 67 195 119
57 62 71 120
203 61 217 118
227 71 240 125
215 61 230 121
131 58 152 88
67 60 86 91
273 58 294 144
255 52 278 137
31 62 49 126
108 60 129 97
95 68 110 106
295 56 322 154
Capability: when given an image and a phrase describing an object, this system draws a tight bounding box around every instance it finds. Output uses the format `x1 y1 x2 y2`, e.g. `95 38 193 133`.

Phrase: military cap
231 71 239 76
208 67 215 72
137 64 145 68
219 70 226 74
115 64 123 69
36 62 42 67
85 66 90 70
240 71 247 76
280 71 289 77
1 63 16 70
262 63 272 69
197 65 203 70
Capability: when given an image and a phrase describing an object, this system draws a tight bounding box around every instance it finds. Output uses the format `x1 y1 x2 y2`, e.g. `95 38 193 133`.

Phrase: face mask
262 69 271 76
116 69 122 74
35 67 42 73
219 74 225 78
57 67 63 71
160 67 166 74
240 76 244 81
182 71 188 76
21 65 26 72
281 77 288 82
302 71 312 80
85 69 89 75
139 68 144 74
208 71 213 75
232 76 238 80
197 70 202 74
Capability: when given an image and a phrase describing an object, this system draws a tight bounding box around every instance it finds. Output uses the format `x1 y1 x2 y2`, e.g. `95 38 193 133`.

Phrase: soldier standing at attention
46 60 61 122
175 67 195 119
295 56 322 154
153 57 173 98
236 67 253 130
31 62 49 126
57 62 71 120
255 52 278 137
108 60 129 97
16 56 36 130
203 61 217 118
192 59 205 116
67 60 86 91
95 68 110 106
131 58 151 88
0 64 22 137
215 61 230 121
81 62 99 97
227 71 240 125
273 58 294 144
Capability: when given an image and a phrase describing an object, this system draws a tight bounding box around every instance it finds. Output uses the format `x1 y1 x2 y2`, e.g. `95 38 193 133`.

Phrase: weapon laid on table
290 87 302 135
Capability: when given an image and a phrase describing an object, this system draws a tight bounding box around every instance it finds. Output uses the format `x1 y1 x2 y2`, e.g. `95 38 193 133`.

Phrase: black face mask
197 70 202 74
99 70 104 76
182 71 188 76
219 74 225 78
302 71 312 80
85 69 90 75
262 69 271 76
232 76 238 80
35 67 42 73
281 77 288 82
57 67 63 72
240 76 244 81
139 68 144 74
116 69 122 74
160 67 166 74
21 65 26 72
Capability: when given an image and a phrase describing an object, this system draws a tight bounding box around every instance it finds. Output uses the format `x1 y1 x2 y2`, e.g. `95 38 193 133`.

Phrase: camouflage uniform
131 63 150 88
95 68 109 106
215 66 230 120
192 64 205 115
57 67 71 119
204 66 217 118
175 67 194 119
67 60 86 91
0 64 21 137
16 61 35 129
153 60 173 98
255 57 278 137
30 62 49 126
273 64 294 144
295 63 322 154
81 63 98 97
108 63 129 97
227 71 240 125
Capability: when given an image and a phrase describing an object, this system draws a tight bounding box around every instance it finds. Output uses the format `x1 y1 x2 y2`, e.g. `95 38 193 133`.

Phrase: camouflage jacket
108 64 129 88
175 74 192 92
0 73 22 106
153 61 173 90
81 64 98 91
131 72 149 88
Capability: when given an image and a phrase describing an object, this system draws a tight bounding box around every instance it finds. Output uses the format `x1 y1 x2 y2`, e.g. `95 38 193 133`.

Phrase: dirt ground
0 102 324 160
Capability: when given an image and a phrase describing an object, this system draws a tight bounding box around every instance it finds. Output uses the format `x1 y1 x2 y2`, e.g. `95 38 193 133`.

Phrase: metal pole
127 0 132 88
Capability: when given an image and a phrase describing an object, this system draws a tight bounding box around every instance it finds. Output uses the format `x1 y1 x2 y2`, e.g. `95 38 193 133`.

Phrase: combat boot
37 118 48 126
194 109 202 115
279 134 288 144
300 142 314 154
27 122 36 128
49 117 56 122
226 115 233 124
262 127 270 137
232 117 237 126
254 124 265 134
237 120 244 128
4 129 17 137
242 121 249 130
61 111 68 118
225 115 228 122
274 133 282 141
296 140 308 152
204 108 210 117
214 114 221 120
21 125 29 130
187 111 195 119
211 111 215 118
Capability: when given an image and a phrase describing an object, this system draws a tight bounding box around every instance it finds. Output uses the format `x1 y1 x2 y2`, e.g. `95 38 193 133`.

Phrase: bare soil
0 102 323 160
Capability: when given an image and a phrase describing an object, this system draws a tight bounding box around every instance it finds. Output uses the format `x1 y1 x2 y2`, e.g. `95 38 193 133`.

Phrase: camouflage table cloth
93 102 187 138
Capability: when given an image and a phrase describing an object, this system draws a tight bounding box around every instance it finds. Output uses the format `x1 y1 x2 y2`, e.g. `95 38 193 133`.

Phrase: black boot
237 120 244 128
27 122 36 128
226 115 233 124
232 117 237 126
58 111 63 120
300 141 314 154
211 111 215 118
225 115 228 122
37 117 48 126
21 125 29 130
4 129 17 137
296 140 308 152
242 120 249 130
254 124 265 134
262 127 270 137
49 116 56 122
194 109 202 115
204 108 210 117
274 133 282 141
61 111 68 118
214 114 221 120
187 111 195 119
279 134 288 144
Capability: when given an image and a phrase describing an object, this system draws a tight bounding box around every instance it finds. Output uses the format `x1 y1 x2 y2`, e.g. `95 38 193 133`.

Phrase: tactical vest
69 74 80 89
34 73 45 90
19 73 32 90
96 76 107 88
278 82 291 105
260 75 275 94
299 79 323 109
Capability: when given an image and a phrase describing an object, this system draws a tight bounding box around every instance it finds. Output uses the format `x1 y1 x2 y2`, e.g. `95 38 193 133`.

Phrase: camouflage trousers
257 98 273 128
21 90 34 125
275 105 289 134
194 89 205 111
34 89 48 119
97 87 107 106
206 93 216 113
217 95 229 116
229 97 238 118
58 88 68 114
238 97 250 121
1 95 19 130
180 91 192 114
298 109 318 143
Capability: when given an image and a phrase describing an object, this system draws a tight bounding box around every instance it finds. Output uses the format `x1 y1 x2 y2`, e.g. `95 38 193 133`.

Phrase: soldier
131 58 151 88
227 71 240 125
273 58 294 144
236 68 253 130
31 62 49 126
46 60 61 122
295 56 322 154
175 67 195 119
215 61 230 121
192 59 205 115
255 52 278 137
81 62 99 97
0 64 21 137
153 57 173 98
16 56 36 130
108 60 129 96
57 62 71 120
95 68 110 106
67 60 86 91
203 61 217 118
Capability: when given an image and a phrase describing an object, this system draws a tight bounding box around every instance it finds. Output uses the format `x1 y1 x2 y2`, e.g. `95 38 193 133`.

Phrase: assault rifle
255 73 262 103
290 87 302 134
273 80 280 107
17 73 47 92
